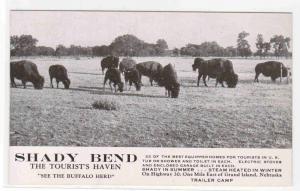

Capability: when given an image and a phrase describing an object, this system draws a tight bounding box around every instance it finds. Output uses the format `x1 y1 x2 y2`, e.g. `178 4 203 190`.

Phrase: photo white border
1 0 300 190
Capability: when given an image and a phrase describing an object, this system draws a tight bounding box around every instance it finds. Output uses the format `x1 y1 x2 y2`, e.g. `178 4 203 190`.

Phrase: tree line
10 32 291 58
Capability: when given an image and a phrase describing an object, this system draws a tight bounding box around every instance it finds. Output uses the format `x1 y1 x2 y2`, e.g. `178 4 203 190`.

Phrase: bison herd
10 57 291 98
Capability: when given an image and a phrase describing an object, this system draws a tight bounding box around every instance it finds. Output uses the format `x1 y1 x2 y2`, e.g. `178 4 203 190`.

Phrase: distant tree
172 48 180 56
179 42 226 57
262 42 271 57
155 39 168 55
92 46 109 56
55 44 69 57
255 34 264 58
109 34 169 56
224 46 238 57
156 39 168 50
109 34 145 56
237 31 252 58
10 35 38 56
34 46 55 56
270 35 291 58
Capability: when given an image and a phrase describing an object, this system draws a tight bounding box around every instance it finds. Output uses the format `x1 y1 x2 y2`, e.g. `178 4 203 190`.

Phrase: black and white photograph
9 11 292 148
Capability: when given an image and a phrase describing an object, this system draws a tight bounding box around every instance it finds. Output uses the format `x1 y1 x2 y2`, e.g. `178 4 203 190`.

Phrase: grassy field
10 57 292 148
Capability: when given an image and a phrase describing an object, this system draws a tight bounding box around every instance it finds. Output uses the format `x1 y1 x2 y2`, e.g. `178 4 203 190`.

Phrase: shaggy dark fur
124 68 141 91
101 56 119 74
192 58 238 88
103 68 124 92
157 64 180 98
10 60 44 89
254 61 289 82
136 61 163 86
119 58 137 74
49 65 70 89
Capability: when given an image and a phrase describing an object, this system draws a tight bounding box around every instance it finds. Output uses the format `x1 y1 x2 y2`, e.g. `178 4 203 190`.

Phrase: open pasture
10 57 292 148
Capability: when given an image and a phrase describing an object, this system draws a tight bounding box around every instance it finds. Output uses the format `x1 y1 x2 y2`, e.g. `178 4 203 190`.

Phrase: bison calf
157 64 180 98
10 60 44 89
254 61 289 82
124 68 141 91
103 68 124 92
49 65 71 89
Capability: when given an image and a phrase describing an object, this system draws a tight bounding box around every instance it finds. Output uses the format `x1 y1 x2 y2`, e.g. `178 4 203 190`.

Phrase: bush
92 98 120 110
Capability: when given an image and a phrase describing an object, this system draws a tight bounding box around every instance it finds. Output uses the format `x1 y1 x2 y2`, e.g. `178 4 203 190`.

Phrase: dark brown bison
124 68 141 91
136 61 163 86
103 68 124 92
10 60 44 89
101 56 119 74
157 64 180 98
49 65 70 89
192 58 238 88
254 61 289 82
119 58 137 74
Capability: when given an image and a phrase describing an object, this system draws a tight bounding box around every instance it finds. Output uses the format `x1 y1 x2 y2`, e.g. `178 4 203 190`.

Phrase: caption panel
9 147 292 186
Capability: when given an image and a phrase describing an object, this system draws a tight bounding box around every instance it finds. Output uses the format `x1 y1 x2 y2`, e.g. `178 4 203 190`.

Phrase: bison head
225 73 238 88
33 76 45 89
118 82 124 92
192 57 204 71
63 78 71 89
171 82 180 98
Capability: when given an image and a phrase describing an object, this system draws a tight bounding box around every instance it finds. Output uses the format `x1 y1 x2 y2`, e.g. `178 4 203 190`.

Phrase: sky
10 11 292 50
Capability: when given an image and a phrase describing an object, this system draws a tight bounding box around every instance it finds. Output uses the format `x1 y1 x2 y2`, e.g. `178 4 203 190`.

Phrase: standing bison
49 65 71 89
124 68 141 91
192 58 238 88
254 61 289 82
10 60 44 89
157 64 180 98
103 68 124 92
119 58 137 74
136 61 163 86
101 56 119 74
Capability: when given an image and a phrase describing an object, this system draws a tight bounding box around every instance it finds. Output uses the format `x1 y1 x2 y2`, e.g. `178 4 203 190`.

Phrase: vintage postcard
7 6 293 189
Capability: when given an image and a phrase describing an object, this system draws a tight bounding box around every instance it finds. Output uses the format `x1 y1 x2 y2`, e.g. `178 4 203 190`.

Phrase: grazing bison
119 58 137 74
103 68 124 92
10 60 44 89
157 64 180 98
49 65 71 89
192 58 238 88
254 61 289 82
124 68 141 91
136 61 163 86
101 56 119 74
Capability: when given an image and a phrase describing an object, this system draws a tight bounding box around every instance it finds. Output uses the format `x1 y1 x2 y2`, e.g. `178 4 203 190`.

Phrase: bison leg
221 81 225 87
103 76 108 90
10 76 16 88
22 80 26 89
197 73 202 86
114 84 118 92
108 81 113 92
215 76 220 87
50 77 54 88
271 75 277 82
129 81 132 90
203 74 208 87
254 73 260 82
56 80 59 88
150 77 153 86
